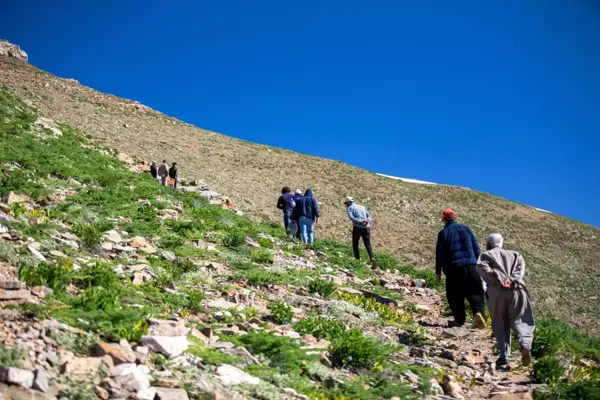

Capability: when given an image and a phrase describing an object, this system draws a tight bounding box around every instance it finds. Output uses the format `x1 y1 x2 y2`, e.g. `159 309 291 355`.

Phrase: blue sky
2 0 599 227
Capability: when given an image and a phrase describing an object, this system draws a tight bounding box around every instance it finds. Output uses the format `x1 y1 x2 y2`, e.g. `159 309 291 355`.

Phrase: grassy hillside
1 56 599 335
0 84 599 399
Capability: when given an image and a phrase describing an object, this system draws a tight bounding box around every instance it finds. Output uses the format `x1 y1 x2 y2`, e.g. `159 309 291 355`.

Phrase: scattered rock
204 298 244 310
141 336 189 358
409 347 428 358
442 375 465 399
0 289 34 301
155 387 190 400
429 377 444 395
138 387 158 400
34 117 62 137
162 251 177 262
0 40 28 61
111 363 150 392
0 367 34 388
93 341 136 365
0 280 25 290
442 327 470 339
132 271 152 285
48 250 67 258
105 230 122 244
95 386 110 400
147 318 189 337
131 236 156 253
62 356 113 378
32 368 49 392
27 245 46 261
489 394 534 400
215 364 260 386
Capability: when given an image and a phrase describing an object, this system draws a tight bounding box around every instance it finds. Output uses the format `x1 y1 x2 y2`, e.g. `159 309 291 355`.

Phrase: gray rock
112 363 150 392
204 298 244 310
27 245 46 261
155 387 190 400
0 289 33 301
0 280 25 290
147 318 189 337
32 368 49 392
1 367 35 388
215 364 260 386
162 251 177 262
141 336 189 358
442 327 470 339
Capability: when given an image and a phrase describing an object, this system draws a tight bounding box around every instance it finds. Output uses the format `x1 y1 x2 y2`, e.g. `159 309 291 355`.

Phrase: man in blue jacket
436 209 486 328
276 187 296 233
291 188 319 244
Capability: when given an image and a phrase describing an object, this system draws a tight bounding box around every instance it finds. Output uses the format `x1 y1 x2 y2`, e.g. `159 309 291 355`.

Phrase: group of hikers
150 160 178 188
276 189 534 371
277 187 375 265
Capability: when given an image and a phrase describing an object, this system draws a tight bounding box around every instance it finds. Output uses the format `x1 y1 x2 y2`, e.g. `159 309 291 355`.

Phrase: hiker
291 188 319 244
150 161 158 180
276 187 296 233
435 208 486 328
344 196 375 264
292 189 303 239
477 233 534 370
158 160 169 186
168 162 178 188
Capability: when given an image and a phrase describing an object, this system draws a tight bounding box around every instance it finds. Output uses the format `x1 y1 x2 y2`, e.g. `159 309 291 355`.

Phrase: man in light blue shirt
344 196 375 265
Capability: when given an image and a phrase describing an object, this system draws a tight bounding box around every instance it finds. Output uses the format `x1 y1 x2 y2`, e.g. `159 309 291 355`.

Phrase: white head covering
344 196 355 204
295 189 302 194
487 233 504 249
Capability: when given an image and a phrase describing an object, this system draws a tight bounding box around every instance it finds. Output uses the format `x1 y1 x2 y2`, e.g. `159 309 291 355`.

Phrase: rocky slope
1 78 600 400
0 42 599 335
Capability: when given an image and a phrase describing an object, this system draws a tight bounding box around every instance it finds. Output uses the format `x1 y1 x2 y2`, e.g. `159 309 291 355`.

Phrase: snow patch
376 173 437 185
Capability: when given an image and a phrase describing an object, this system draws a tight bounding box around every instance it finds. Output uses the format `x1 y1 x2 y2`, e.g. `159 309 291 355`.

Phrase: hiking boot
447 320 464 328
474 312 486 329
521 348 532 367
496 357 510 372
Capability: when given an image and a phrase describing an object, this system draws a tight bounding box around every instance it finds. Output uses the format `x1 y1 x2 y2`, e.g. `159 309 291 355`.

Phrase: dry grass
1 57 599 334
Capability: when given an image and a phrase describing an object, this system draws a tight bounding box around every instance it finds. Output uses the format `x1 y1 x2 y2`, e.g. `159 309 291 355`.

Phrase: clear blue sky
2 0 599 227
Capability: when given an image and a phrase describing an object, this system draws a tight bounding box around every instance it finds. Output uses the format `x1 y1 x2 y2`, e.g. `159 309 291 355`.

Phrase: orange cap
441 208 456 221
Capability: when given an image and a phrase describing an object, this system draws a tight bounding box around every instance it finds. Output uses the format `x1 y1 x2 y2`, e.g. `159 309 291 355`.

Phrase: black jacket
435 220 481 275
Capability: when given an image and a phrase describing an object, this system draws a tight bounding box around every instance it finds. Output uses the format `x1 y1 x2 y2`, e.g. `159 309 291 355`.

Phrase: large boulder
215 364 260 386
140 336 189 358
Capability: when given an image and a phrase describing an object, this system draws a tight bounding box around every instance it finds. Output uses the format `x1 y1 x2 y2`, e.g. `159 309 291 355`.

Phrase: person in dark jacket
292 189 303 239
436 208 486 328
158 160 169 186
150 161 158 180
168 162 178 188
276 187 296 233
291 188 319 244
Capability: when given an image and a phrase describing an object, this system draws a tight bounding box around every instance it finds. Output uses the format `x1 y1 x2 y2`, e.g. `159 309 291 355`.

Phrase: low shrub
328 329 392 368
0 243 18 266
308 279 336 298
534 380 600 400
294 316 345 341
159 234 185 250
73 220 113 247
19 259 74 292
268 301 294 325
54 331 98 356
257 236 275 249
250 248 273 264
77 286 121 312
533 318 600 361
0 344 23 367
532 356 567 385
235 332 317 374
221 230 245 248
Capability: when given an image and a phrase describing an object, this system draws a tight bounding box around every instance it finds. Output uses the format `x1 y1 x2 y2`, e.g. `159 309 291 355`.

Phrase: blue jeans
283 209 293 232
299 216 315 244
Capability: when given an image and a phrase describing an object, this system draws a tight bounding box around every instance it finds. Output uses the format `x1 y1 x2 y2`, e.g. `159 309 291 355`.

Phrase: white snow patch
376 173 437 185
535 208 553 214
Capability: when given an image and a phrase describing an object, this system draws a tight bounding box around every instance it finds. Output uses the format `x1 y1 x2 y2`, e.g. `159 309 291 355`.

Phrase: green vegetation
250 248 274 264
0 243 18 266
308 279 337 298
73 220 112 247
19 259 74 291
294 316 345 341
328 329 393 368
268 301 294 325
0 344 23 367
532 356 567 385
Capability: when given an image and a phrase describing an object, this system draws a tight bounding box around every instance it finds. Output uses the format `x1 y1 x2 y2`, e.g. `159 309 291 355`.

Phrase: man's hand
501 279 512 289
361 220 369 226
436 274 442 282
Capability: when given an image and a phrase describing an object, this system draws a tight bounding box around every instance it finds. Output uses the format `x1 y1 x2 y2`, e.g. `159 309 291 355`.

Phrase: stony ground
0 43 599 335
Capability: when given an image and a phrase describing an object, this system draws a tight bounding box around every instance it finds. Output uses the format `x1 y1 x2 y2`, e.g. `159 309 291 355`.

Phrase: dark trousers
445 264 485 325
352 226 374 260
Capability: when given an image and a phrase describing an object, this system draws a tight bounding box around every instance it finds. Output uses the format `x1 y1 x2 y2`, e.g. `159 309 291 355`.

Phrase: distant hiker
276 187 296 233
291 188 319 244
168 162 178 188
292 189 303 239
344 196 375 265
477 233 534 370
435 209 486 329
150 161 158 180
158 160 169 186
